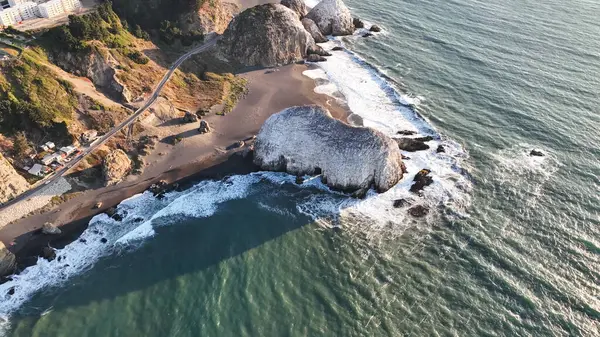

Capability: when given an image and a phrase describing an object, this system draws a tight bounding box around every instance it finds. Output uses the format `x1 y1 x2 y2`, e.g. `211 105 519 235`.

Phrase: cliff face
217 4 316 67
180 0 240 34
102 149 132 186
48 44 132 103
0 153 29 204
253 105 405 193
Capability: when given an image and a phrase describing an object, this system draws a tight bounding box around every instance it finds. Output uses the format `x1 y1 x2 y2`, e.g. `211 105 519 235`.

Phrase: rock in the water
253 105 405 193
395 138 430 152
218 4 316 67
149 180 169 196
393 199 408 208
331 46 344 51
408 205 429 217
410 169 433 193
362 32 373 38
41 246 56 261
353 17 364 28
436 145 446 153
301 18 327 43
308 45 331 56
295 176 304 184
100 238 108 244
281 0 307 18
530 149 544 157
199 120 211 134
307 54 327 62
182 111 198 123
42 222 62 235
0 242 16 277
397 130 417 136
102 149 132 186
305 0 354 36
369 24 382 32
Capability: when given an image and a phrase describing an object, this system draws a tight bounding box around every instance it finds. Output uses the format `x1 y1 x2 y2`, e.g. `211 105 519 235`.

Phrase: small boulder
149 180 169 196
393 199 408 208
199 120 211 134
408 205 429 217
436 145 446 153
301 18 327 43
369 24 382 32
331 46 344 51
410 169 433 193
41 246 56 261
182 111 198 123
395 138 430 152
231 140 245 149
307 54 327 62
93 202 102 209
42 222 62 235
281 0 307 17
362 33 374 38
353 17 364 29
530 149 544 157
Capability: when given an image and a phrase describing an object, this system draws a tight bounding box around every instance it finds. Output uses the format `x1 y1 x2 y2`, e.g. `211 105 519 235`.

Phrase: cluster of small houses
22 129 97 177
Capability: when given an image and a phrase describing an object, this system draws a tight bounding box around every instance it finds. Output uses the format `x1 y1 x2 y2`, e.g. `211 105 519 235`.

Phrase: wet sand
0 63 348 268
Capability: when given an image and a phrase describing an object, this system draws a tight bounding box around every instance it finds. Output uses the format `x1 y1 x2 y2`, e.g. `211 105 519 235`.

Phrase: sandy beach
0 63 348 267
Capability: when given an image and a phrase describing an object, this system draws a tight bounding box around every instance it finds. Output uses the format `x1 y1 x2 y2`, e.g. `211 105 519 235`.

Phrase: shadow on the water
17 179 317 315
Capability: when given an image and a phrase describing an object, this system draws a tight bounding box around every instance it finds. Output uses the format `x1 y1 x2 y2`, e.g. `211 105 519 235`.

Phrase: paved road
0 38 218 210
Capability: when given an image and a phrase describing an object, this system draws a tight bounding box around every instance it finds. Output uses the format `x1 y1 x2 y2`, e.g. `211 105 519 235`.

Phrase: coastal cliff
0 153 29 204
253 105 405 193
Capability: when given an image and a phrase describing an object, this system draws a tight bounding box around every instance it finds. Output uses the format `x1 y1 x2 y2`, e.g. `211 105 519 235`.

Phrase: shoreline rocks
0 242 16 278
280 0 307 18
305 0 354 36
302 18 328 43
42 222 62 235
253 105 405 193
218 4 316 67
410 169 433 193
395 137 431 152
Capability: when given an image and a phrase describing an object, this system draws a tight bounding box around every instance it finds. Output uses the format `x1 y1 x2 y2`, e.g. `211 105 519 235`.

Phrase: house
44 141 55 150
82 130 98 143
41 152 62 165
59 145 76 156
28 163 44 177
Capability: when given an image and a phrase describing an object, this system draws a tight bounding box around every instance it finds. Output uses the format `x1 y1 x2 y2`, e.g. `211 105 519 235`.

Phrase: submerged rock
410 169 433 193
362 32 374 38
41 246 56 261
408 205 429 217
393 199 408 208
301 18 327 43
530 149 544 157
305 0 354 36
369 24 382 32
353 17 364 28
395 138 430 152
218 4 316 67
280 0 307 18
436 145 446 153
0 242 16 277
253 105 405 193
42 222 62 235
331 46 344 51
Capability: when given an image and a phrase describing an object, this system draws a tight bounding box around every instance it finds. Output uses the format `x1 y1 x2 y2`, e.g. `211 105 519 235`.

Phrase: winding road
0 38 218 210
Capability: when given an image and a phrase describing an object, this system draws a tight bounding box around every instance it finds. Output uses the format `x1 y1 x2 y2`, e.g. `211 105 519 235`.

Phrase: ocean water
2 0 600 335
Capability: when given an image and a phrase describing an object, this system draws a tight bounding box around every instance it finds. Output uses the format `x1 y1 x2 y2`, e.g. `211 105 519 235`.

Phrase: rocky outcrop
281 0 307 18
0 153 28 204
183 111 198 123
49 44 132 102
305 0 354 36
395 137 431 152
42 222 62 235
410 169 433 193
102 149 132 186
0 242 16 277
302 18 328 43
530 149 544 157
217 4 316 67
254 105 405 192
199 120 211 134
180 0 240 34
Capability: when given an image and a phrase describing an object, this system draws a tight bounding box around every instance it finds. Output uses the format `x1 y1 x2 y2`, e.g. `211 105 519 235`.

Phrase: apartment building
38 0 81 18
60 0 80 12
15 1 39 20
0 7 22 26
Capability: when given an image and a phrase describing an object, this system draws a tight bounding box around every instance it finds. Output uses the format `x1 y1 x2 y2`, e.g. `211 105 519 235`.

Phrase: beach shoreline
0 62 349 273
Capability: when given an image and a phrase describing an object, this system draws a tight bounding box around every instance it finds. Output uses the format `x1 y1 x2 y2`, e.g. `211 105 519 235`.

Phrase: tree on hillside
12 132 31 159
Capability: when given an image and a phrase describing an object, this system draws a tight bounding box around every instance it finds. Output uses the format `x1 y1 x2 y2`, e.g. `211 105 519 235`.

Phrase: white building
0 7 22 26
15 2 39 20
59 0 79 12
37 0 61 18
59 145 76 156
27 163 44 177
44 141 55 149
41 152 62 165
